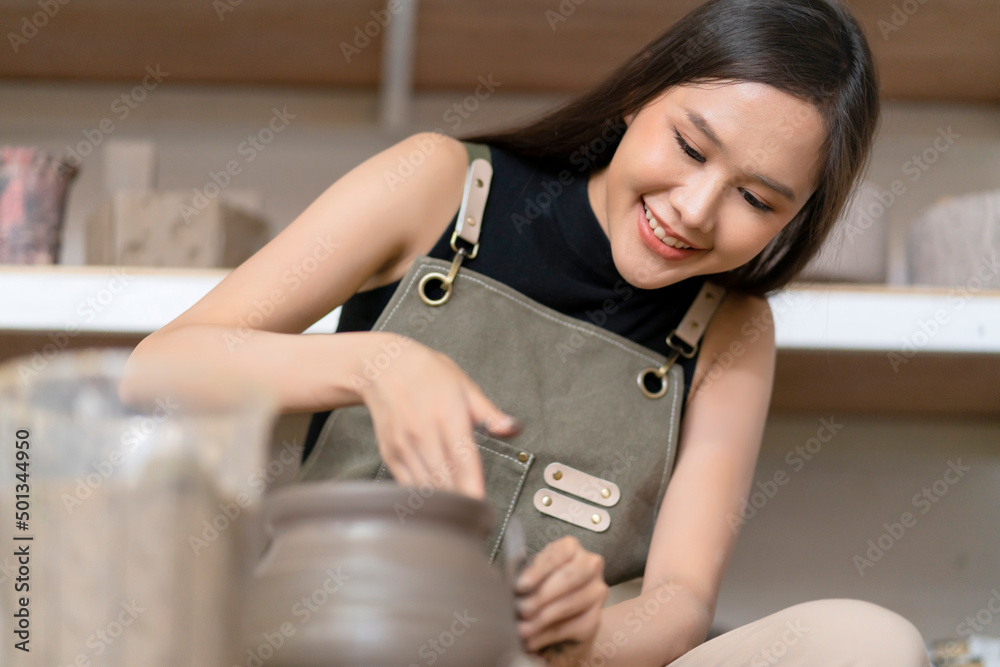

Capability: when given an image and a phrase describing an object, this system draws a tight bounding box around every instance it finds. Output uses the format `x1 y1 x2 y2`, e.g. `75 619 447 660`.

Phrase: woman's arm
119 132 470 414
577 291 778 667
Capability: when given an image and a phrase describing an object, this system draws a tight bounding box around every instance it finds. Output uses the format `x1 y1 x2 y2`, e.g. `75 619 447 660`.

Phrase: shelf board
0 264 340 336
2 266 999 353
2 265 997 416
769 282 1000 354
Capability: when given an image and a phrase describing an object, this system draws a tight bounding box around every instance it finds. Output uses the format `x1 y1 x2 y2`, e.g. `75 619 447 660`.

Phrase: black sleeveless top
302 144 707 463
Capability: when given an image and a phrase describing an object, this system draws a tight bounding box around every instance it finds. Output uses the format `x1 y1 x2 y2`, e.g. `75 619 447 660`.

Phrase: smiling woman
122 0 931 665
584 81 828 290
463 0 880 299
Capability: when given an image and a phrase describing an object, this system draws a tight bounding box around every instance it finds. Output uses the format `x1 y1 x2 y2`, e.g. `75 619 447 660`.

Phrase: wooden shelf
0 0 996 102
773 349 999 417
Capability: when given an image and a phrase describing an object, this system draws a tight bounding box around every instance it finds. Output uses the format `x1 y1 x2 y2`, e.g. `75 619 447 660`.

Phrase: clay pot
0 146 78 264
242 480 529 667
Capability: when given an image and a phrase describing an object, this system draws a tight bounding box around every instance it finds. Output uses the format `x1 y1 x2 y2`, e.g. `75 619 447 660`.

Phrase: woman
123 0 932 664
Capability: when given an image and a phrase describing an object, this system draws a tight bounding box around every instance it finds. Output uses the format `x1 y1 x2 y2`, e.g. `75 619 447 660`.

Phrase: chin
613 260 674 290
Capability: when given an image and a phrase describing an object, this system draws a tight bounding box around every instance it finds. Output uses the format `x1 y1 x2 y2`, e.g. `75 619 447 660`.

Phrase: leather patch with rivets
543 462 620 507
532 488 610 533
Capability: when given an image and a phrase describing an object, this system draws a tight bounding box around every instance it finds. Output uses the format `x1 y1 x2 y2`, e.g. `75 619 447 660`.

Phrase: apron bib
295 142 726 586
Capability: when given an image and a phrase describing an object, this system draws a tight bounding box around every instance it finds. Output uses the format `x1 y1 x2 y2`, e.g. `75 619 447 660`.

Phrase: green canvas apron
295 141 726 586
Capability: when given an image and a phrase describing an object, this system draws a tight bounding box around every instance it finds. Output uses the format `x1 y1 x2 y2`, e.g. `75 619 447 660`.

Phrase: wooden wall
1 0 997 102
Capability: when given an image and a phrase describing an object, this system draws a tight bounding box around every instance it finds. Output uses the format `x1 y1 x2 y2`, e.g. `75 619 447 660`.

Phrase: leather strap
667 281 727 357
454 141 493 250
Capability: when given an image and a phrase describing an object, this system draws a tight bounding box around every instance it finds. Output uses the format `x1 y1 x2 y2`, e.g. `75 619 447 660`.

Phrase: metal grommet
418 272 452 306
637 367 669 399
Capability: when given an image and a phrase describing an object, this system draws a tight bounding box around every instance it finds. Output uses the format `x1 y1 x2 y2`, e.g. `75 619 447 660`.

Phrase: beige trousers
666 598 931 666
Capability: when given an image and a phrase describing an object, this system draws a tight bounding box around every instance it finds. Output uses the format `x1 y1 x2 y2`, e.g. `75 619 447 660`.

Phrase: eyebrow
684 108 797 203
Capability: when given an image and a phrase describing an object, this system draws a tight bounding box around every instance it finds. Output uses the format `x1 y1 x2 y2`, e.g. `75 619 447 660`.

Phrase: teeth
643 203 693 249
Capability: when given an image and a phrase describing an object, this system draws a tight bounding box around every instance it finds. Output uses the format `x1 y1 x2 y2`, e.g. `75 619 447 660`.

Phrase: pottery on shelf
906 189 1000 288
800 180 888 283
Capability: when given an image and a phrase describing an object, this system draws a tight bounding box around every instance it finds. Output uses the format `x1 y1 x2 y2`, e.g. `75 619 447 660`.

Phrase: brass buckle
418 252 465 306
449 229 479 259
665 331 698 359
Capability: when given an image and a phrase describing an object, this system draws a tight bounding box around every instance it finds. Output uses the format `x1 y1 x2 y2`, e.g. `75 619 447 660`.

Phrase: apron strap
449 141 494 259
665 281 727 359
638 281 727 397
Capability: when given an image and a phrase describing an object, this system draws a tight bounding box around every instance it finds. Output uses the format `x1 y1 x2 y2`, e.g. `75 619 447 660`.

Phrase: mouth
637 199 706 260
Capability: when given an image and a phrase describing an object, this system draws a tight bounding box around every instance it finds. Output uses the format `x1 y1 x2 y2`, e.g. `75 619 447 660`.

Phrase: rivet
591 514 602 524
466 216 477 227
542 495 552 506
692 321 699 328
476 178 484 187
553 470 563 480
707 293 715 300
601 488 611 499
517 452 528 463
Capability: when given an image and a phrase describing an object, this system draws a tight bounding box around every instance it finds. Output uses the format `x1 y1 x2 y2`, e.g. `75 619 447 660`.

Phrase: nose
668 172 721 236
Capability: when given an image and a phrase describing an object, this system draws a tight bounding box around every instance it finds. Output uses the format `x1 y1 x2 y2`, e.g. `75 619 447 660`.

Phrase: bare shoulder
146 131 471 338
689 289 776 401
360 132 471 289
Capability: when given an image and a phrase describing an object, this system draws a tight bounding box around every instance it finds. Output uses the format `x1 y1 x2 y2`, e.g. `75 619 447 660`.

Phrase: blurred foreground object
244 480 531 666
0 347 278 666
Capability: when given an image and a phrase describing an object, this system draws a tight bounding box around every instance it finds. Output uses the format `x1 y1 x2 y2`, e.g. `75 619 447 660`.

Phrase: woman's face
588 80 827 289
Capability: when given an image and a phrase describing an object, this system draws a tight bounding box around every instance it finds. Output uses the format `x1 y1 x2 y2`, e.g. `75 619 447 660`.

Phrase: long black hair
458 0 880 297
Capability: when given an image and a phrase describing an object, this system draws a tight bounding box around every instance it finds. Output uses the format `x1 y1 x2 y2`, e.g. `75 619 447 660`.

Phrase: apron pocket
373 430 534 564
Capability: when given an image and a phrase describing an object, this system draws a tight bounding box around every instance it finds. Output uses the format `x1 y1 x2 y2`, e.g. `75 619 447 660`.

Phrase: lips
636 201 702 261
641 198 703 250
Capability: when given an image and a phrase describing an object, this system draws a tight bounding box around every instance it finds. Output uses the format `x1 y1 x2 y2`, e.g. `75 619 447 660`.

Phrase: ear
624 110 636 127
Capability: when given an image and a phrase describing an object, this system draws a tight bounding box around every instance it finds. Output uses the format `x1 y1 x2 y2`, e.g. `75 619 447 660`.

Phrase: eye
673 129 705 163
740 189 773 213
674 127 774 214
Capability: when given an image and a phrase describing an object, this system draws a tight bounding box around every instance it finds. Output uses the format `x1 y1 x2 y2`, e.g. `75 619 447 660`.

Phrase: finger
465 381 523 438
383 443 424 489
518 577 607 637
517 551 605 621
442 419 485 499
515 536 581 596
415 423 456 493
368 408 418 487
524 604 603 654
385 419 437 491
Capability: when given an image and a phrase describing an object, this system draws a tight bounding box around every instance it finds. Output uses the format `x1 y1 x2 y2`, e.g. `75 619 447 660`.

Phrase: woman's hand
514 536 609 663
357 333 522 500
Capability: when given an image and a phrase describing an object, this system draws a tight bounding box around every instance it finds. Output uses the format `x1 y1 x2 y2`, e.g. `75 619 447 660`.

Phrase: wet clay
242 481 534 667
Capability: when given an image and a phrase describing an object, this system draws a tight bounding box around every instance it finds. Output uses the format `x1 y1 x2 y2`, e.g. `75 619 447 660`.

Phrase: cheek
718 212 786 259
